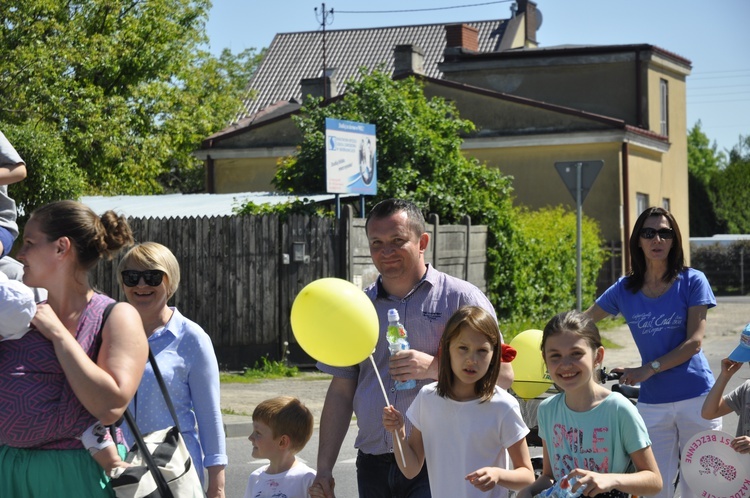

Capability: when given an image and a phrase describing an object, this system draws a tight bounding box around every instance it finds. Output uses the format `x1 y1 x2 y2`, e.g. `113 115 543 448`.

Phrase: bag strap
122 409 175 498
147 349 182 433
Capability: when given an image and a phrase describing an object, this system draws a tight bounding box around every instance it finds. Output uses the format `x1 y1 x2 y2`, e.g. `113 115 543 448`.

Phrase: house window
662 198 670 212
636 193 650 215
660 79 669 137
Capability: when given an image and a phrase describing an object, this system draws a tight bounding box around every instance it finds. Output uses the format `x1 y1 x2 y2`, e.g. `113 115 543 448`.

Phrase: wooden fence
91 205 489 369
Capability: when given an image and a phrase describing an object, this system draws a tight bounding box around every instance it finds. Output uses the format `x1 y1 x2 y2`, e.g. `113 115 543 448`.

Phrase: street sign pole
555 160 603 312
576 163 582 311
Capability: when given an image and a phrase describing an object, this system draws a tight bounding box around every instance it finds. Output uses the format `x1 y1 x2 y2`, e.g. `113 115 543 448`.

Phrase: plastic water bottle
534 476 586 498
386 309 416 391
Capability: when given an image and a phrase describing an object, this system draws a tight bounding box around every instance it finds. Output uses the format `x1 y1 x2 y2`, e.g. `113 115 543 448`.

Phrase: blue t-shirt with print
596 268 716 404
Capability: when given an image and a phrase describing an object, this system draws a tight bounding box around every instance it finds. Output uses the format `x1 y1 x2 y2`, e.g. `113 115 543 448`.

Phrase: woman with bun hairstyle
0 200 148 497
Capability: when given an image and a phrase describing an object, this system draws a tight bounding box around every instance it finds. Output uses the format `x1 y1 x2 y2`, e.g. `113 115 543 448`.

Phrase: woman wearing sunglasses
585 206 721 498
0 200 148 497
117 242 227 498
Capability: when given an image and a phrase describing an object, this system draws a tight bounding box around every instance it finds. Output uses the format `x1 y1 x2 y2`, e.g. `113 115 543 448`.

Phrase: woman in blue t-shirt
585 206 721 498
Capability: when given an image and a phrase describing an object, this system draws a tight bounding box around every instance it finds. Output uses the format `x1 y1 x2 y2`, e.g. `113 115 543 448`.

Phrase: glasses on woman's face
639 227 675 240
121 270 164 287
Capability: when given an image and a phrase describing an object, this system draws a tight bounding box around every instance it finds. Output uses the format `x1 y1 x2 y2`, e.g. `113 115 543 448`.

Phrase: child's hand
720 358 743 377
382 405 405 433
731 436 750 454
308 482 330 498
567 469 615 496
466 467 501 492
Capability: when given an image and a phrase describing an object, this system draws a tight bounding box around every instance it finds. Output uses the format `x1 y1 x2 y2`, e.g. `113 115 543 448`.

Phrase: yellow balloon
510 329 552 399
291 278 379 367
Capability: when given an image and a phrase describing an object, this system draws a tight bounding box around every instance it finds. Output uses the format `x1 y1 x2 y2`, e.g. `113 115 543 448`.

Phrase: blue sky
206 0 750 155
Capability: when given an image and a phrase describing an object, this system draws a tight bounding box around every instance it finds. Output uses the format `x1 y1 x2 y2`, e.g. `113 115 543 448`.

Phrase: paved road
220 296 750 497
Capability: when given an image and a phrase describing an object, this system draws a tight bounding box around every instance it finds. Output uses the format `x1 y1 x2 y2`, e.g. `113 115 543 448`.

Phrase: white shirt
244 461 316 498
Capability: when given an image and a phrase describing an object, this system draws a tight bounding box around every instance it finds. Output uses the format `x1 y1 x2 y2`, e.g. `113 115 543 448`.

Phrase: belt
357 450 396 464
596 490 628 498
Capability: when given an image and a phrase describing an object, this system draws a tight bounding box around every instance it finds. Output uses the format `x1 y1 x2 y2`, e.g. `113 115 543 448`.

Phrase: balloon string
369 354 407 468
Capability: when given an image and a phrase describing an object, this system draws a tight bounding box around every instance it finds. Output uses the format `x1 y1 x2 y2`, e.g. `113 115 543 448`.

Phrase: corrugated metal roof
80 193 352 219
238 19 508 120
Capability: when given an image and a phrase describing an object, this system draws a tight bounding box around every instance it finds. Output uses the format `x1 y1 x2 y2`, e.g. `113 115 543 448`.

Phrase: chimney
300 75 338 101
393 45 425 77
445 24 479 52
516 0 539 46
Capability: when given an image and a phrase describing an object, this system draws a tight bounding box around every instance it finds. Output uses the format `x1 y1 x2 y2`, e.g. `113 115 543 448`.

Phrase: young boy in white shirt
245 396 317 498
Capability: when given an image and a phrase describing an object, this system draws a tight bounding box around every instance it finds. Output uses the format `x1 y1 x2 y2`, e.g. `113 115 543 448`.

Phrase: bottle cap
387 309 399 321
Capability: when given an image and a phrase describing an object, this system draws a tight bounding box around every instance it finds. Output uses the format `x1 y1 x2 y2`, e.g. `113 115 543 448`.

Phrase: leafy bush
4 122 87 229
499 206 606 339
235 198 334 220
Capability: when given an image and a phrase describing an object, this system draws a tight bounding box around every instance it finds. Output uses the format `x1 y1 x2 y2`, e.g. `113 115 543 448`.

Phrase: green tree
270 69 604 324
687 121 724 236
274 69 520 317
713 135 750 234
0 0 262 199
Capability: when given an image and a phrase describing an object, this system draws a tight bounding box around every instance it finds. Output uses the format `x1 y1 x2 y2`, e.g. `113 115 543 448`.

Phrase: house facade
195 0 692 273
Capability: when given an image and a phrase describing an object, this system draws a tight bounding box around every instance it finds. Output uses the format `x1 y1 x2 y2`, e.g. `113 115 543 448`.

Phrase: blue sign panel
325 118 377 195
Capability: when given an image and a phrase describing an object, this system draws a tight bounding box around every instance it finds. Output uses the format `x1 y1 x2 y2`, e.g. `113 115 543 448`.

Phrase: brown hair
365 198 426 240
626 206 685 292
541 310 602 359
252 396 314 452
437 306 501 403
31 200 133 271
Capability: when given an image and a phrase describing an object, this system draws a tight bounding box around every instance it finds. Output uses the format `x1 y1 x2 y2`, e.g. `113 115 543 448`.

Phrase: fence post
741 247 745 296
462 214 471 282
427 213 439 270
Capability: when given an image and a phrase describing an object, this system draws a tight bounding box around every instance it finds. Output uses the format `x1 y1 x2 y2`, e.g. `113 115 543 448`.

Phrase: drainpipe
635 51 643 128
206 155 215 193
621 143 630 273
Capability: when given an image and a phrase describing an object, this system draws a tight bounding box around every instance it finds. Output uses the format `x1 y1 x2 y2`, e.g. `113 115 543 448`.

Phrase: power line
690 98 750 104
689 84 750 90
688 91 750 98
691 68 750 75
336 0 512 15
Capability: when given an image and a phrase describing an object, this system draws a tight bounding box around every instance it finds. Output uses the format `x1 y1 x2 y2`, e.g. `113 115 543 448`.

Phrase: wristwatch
650 360 661 373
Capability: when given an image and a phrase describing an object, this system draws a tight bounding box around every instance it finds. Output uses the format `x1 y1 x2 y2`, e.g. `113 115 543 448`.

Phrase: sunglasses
121 270 165 287
639 227 675 240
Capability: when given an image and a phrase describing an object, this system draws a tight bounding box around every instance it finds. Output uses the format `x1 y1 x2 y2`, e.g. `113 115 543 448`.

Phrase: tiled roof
238 19 509 121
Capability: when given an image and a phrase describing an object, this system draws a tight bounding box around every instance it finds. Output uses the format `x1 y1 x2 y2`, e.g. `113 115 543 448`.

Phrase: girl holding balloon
518 311 662 498
382 305 534 498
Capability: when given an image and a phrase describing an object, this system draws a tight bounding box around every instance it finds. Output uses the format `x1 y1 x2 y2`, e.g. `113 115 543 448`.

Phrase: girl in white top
382 305 534 498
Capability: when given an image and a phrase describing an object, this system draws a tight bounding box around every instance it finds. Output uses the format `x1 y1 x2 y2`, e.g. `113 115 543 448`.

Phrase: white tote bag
111 418 204 498
111 349 205 498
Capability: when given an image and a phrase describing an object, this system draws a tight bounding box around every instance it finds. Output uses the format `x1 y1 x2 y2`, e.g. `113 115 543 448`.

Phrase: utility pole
314 3 334 99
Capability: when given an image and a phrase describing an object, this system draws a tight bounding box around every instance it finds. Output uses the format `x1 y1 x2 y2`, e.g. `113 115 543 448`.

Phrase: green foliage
688 124 750 236
713 136 750 234
687 122 725 236
220 356 300 383
501 206 606 326
5 123 87 228
274 69 521 319
687 121 724 185
691 241 750 295
272 69 606 323
0 0 262 203
234 198 335 220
